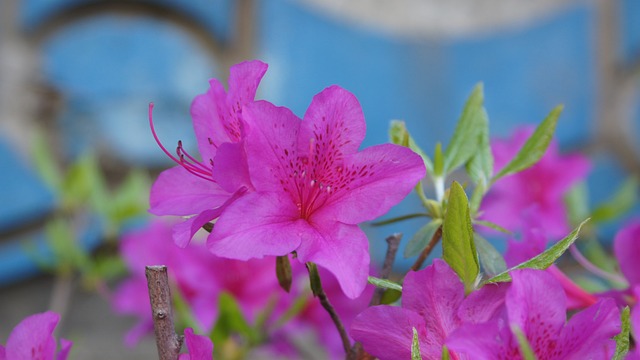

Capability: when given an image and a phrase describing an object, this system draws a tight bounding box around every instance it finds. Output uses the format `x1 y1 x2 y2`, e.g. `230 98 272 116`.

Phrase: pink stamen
149 103 213 182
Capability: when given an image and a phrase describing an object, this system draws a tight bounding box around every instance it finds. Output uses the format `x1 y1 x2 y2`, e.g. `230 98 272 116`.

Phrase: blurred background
1 0 639 358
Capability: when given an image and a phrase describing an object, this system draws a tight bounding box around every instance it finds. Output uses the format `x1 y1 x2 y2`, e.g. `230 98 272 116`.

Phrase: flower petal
179 328 214 360
401 259 464 358
149 166 230 216
211 141 253 193
446 321 508 360
614 220 640 286
295 219 370 299
458 282 508 324
316 143 425 224
5 311 59 360
191 78 228 159
227 60 268 107
558 299 620 359
207 192 302 259
56 339 73 360
299 85 366 157
351 306 427 360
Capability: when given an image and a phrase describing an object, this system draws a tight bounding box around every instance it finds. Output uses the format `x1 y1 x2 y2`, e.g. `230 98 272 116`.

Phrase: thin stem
569 245 628 286
305 263 354 360
146 265 183 360
371 213 428 226
369 234 402 306
410 226 442 272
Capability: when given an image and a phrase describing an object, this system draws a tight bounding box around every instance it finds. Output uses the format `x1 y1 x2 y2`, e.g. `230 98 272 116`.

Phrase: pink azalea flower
0 311 73 360
480 127 590 239
614 219 640 288
149 60 268 247
112 219 281 346
351 259 508 359
207 86 426 298
447 269 620 360
179 328 214 360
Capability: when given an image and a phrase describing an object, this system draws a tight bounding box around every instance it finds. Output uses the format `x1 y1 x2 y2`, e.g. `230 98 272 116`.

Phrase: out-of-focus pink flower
0 311 73 360
179 328 214 360
480 127 590 239
447 269 620 360
208 86 425 298
149 60 268 248
351 259 507 359
614 219 640 288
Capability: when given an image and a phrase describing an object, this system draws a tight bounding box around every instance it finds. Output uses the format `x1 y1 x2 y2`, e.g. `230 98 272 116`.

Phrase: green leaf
512 325 538 360
389 120 434 174
474 220 513 235
591 177 638 224
61 153 109 213
465 107 493 186
442 181 479 294
211 292 260 345
474 233 507 277
404 219 443 258
306 262 323 297
485 219 588 284
367 276 402 292
564 182 590 227
444 83 485 174
434 142 444 177
411 327 423 360
30 129 62 191
276 255 293 292
380 288 402 305
613 306 631 360
469 181 486 216
492 105 563 182
105 170 151 231
372 213 429 226
441 346 451 360
272 291 311 330
45 218 90 274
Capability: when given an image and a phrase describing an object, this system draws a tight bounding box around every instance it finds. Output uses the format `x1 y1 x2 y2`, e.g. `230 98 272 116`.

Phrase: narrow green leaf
474 220 513 235
493 105 563 182
465 108 493 186
442 181 479 294
434 142 444 177
564 182 590 227
404 219 443 258
380 288 402 304
444 83 485 174
485 219 588 284
367 276 402 292
372 213 429 226
272 291 311 330
441 346 451 360
512 325 538 360
276 255 293 292
469 181 486 216
306 262 323 297
411 327 423 360
591 177 638 224
30 129 62 191
390 120 433 174
211 292 260 345
474 233 507 277
613 306 631 360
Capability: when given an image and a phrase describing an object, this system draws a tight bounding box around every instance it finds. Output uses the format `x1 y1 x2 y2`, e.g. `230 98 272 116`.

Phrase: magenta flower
447 269 620 360
207 86 425 298
0 311 72 360
351 259 508 359
614 219 640 288
179 328 214 360
480 127 590 239
149 60 268 247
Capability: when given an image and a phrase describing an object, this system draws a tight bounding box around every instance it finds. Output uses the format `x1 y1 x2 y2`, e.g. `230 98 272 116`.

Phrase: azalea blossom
179 328 214 360
447 269 620 360
480 127 590 239
350 259 507 359
149 60 268 247
207 86 425 298
0 311 73 360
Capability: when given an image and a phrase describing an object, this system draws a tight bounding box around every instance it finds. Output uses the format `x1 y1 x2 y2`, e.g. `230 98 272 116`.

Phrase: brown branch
306 263 354 360
410 226 442 272
146 266 183 360
369 233 402 306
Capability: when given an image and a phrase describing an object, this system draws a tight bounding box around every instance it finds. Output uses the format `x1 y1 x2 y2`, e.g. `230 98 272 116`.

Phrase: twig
305 263 354 360
410 226 442 272
369 233 402 306
146 265 183 360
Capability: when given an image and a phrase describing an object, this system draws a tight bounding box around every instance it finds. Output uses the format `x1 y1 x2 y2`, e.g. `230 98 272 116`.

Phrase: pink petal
546 265 597 310
5 311 60 360
242 100 302 194
446 321 508 359
149 166 230 216
227 60 268 106
557 299 620 359
614 220 640 286
191 78 228 158
56 339 73 360
0 345 5 360
211 142 253 193
295 218 370 299
401 259 464 358
315 143 426 224
179 328 214 360
351 306 427 360
458 282 508 324
507 270 566 355
207 192 302 259
119 220 174 276
299 85 366 156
